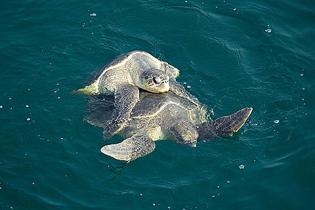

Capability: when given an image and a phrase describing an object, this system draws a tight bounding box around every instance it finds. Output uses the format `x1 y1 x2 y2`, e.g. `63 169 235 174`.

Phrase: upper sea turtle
78 51 188 135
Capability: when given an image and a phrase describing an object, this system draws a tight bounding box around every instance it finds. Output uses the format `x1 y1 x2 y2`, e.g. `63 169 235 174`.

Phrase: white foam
239 164 245 170
274 120 279 124
90 13 97 17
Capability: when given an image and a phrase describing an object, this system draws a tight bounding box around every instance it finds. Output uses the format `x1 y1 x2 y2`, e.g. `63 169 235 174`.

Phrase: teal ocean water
1 0 314 209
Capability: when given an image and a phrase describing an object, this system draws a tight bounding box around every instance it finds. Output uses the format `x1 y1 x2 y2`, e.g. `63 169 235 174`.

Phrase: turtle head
139 68 170 93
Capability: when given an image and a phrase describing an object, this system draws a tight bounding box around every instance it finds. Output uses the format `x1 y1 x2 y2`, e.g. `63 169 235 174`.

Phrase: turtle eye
153 77 161 84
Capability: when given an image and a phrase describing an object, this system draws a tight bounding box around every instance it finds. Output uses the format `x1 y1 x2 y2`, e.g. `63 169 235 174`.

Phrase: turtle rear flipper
199 108 253 140
101 134 155 162
77 82 99 95
213 107 253 137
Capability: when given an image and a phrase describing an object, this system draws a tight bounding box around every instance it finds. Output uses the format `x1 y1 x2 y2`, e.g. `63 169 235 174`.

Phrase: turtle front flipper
103 85 139 138
169 80 200 107
198 107 253 140
100 133 156 161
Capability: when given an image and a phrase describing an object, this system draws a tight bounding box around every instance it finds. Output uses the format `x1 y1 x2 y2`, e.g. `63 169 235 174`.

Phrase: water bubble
239 164 245 170
57 96 61 100
90 13 97 17
300 73 304 77
233 8 237 11
265 28 272 33
211 195 216 198
0 105 3 109
216 185 220 189
25 105 30 108
32 182 35 185
9 97 12 100
302 87 305 91
139 193 143 196
187 85 191 89
273 120 279 124
153 203 156 206
26 117 31 121
56 83 60 86
226 180 230 184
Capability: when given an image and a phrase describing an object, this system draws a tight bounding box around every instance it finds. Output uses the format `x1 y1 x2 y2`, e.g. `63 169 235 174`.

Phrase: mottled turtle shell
130 91 208 124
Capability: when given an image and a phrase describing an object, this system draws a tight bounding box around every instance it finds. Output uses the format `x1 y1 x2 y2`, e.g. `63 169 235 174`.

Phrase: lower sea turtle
77 51 184 135
87 91 253 162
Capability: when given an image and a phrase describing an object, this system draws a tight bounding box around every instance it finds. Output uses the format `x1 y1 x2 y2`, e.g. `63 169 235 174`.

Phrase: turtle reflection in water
86 90 253 162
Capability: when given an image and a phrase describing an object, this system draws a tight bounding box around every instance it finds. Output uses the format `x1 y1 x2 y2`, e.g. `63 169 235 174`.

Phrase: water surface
0 0 314 209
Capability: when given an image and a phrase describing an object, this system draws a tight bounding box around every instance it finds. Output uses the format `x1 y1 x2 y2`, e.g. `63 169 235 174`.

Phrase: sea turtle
78 51 200 136
86 91 253 162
